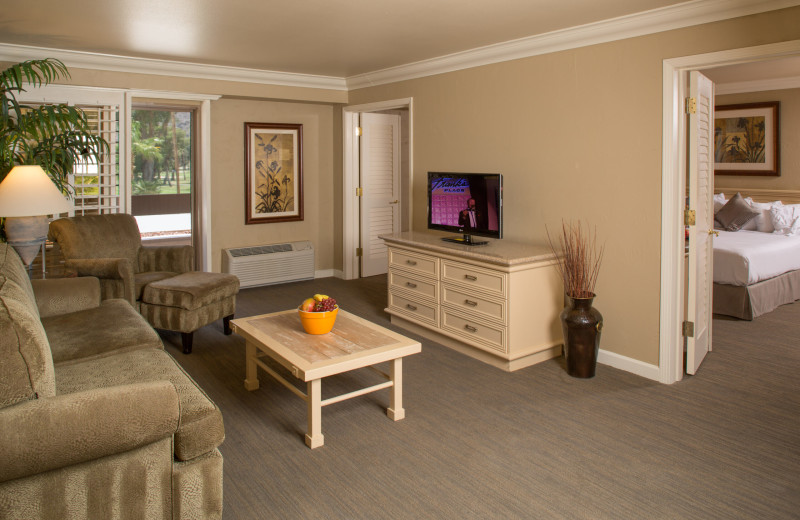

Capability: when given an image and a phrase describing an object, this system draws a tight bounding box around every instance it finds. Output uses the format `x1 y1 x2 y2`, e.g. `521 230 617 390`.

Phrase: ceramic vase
560 294 603 378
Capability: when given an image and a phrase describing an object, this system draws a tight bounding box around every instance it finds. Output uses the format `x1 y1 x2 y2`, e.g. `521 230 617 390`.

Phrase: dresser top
380 231 557 267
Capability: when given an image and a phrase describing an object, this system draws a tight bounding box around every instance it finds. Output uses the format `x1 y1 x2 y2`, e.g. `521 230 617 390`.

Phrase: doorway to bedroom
662 40 800 384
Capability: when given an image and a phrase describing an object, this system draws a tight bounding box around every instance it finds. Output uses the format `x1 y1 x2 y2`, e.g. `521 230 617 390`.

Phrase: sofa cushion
142 272 239 311
42 299 163 365
0 246 55 408
0 244 39 319
55 349 224 461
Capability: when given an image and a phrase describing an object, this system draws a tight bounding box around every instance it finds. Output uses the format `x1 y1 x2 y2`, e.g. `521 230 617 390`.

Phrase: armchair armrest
0 381 179 483
64 258 135 304
31 277 102 318
139 245 193 273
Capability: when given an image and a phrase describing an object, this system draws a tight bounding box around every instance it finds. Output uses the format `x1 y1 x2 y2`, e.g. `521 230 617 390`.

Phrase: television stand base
441 234 488 246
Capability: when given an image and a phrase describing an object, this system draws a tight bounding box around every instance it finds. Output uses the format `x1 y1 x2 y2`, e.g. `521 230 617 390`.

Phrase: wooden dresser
381 231 564 371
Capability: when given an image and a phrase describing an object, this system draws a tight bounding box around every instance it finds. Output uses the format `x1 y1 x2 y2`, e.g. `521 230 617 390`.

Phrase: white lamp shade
0 165 71 217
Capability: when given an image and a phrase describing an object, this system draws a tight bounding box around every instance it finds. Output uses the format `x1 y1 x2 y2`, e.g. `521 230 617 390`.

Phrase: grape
313 297 337 312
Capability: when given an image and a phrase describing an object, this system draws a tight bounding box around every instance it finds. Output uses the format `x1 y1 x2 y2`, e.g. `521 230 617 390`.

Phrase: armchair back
49 214 142 270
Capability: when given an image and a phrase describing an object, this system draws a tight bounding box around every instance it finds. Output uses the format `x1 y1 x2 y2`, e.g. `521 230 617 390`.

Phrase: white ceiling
0 0 700 77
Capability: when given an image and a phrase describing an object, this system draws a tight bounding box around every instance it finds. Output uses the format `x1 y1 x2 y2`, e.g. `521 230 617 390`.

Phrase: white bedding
713 230 800 286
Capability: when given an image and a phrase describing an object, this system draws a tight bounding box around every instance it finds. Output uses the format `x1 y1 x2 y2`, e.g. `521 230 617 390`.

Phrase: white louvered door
686 71 715 375
359 112 401 277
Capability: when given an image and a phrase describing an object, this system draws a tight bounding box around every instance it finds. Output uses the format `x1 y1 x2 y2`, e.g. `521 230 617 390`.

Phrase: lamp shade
0 165 71 217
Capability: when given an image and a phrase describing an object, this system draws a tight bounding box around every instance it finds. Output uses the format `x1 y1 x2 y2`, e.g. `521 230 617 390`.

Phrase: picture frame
245 122 303 224
714 102 779 176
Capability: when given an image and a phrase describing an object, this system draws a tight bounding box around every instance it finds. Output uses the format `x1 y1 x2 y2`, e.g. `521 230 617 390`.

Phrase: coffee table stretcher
233 309 420 449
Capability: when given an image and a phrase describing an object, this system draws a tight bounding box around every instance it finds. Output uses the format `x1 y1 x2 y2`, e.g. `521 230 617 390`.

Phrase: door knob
708 230 719 237
389 200 399 204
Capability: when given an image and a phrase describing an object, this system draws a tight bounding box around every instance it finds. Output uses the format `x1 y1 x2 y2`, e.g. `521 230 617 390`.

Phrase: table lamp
0 165 71 269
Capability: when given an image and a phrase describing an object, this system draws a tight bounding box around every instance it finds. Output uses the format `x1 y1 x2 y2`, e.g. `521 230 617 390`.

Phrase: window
131 108 194 243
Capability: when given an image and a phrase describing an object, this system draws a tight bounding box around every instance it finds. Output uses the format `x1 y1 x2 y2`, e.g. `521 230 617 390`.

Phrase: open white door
686 70 715 375
359 112 401 277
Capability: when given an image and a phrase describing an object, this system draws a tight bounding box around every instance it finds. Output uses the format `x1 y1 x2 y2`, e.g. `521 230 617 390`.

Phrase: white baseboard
314 269 335 279
598 349 660 381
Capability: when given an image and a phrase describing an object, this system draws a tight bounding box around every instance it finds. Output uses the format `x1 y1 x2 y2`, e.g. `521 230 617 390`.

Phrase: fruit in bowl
297 295 339 334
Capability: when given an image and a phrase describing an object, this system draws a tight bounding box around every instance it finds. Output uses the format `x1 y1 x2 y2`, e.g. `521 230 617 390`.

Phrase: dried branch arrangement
546 220 604 299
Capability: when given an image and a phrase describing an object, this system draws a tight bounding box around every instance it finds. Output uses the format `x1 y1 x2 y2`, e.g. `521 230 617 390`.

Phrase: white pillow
713 193 727 214
770 201 800 235
742 197 776 233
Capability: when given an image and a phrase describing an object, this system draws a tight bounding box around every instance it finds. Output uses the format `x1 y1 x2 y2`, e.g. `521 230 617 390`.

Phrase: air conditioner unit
223 241 314 288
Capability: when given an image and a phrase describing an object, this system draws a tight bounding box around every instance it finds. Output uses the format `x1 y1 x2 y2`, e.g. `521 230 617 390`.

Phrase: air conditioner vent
223 241 314 288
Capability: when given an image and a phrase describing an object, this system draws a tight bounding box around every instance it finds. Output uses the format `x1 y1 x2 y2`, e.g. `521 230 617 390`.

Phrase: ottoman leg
223 314 234 335
181 332 194 354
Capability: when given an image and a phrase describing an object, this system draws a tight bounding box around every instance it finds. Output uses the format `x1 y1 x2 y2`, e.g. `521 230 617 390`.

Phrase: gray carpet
164 275 800 520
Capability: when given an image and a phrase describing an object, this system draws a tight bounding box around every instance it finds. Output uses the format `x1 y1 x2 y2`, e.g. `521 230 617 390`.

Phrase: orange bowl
297 306 338 334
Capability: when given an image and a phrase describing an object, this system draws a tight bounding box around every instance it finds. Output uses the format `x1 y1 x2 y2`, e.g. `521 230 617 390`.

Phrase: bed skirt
714 269 800 320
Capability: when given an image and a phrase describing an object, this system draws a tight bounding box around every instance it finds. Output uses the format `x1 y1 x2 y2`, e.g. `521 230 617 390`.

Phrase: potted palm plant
1 59 108 190
547 220 605 378
0 58 108 242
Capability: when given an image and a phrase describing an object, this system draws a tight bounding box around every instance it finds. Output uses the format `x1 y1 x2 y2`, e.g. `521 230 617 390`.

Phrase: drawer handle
406 282 417 288
406 260 418 266
464 274 477 281
406 303 418 311
464 299 478 307
464 324 478 333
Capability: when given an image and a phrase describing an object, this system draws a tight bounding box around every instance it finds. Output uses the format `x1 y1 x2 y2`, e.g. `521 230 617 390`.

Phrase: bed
712 188 800 320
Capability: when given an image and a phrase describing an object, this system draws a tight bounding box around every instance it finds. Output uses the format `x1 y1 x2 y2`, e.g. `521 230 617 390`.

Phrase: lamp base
5 215 48 267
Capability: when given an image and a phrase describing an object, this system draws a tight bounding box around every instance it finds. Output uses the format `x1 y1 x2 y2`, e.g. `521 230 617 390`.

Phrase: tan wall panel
715 88 800 192
347 7 800 365
210 99 335 273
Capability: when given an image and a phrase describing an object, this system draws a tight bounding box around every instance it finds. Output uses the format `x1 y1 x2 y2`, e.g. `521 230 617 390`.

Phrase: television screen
427 172 502 244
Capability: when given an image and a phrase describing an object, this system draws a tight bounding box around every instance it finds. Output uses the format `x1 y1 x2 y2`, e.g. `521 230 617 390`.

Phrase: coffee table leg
387 357 405 421
244 341 260 391
305 379 324 448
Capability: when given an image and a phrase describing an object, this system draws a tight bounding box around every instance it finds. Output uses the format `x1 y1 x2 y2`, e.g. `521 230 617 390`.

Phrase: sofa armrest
0 381 179 483
64 258 135 304
139 245 193 273
31 277 102 318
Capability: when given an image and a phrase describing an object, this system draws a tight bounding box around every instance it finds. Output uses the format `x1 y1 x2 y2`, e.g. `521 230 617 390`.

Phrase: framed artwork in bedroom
244 122 304 224
714 101 779 176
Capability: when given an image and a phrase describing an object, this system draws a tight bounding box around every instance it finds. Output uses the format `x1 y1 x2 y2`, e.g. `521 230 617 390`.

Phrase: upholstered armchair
49 214 239 354
49 213 192 306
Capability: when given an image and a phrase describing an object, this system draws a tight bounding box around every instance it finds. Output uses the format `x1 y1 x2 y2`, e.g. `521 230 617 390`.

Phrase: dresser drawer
441 261 506 297
389 249 438 277
389 269 438 301
441 285 505 323
388 291 438 326
441 309 506 354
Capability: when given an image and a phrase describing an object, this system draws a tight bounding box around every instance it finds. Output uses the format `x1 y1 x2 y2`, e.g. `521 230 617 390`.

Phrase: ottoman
140 271 240 354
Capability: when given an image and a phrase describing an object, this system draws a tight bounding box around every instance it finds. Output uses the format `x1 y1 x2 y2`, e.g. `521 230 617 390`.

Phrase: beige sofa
0 243 224 519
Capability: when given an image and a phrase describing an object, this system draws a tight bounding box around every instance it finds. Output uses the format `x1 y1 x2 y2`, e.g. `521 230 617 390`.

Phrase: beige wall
715 88 800 192
347 7 800 365
210 98 336 273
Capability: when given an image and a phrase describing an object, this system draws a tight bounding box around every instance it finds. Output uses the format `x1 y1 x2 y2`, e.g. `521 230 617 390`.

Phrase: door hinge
683 321 695 337
355 126 363 137
684 209 696 226
685 97 697 114
356 187 363 197
356 247 363 257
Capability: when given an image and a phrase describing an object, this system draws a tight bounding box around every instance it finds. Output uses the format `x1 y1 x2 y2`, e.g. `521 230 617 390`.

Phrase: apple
300 298 316 312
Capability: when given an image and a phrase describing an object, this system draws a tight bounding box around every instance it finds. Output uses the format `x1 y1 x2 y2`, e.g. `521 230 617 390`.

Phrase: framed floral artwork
714 102 779 176
245 122 303 224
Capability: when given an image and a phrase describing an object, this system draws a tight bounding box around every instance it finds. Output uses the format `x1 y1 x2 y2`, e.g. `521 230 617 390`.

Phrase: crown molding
346 0 800 89
0 43 348 91
0 0 796 93
715 75 800 94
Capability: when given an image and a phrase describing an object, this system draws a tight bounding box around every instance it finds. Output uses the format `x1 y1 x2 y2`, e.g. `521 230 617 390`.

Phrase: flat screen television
427 172 503 245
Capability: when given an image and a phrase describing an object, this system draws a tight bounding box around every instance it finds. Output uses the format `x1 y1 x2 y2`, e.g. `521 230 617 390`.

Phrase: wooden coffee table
231 309 421 448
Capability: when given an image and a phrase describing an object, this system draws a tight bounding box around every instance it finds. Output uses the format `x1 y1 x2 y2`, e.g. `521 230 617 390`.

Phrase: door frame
660 39 800 384
342 97 413 280
125 90 219 271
